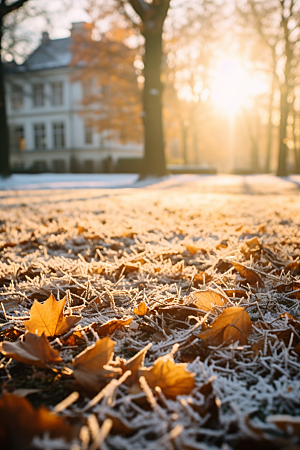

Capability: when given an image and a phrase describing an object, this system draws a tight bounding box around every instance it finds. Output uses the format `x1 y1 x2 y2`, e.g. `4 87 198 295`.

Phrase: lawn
1 175 300 449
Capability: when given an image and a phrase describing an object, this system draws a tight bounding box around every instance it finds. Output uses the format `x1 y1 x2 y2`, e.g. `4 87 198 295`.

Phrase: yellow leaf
192 291 226 312
198 306 252 346
24 293 81 337
141 353 195 399
133 301 148 316
72 337 121 393
0 332 62 369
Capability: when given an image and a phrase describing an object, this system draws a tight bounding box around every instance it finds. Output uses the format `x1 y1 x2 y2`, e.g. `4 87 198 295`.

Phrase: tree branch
1 0 29 18
128 0 150 21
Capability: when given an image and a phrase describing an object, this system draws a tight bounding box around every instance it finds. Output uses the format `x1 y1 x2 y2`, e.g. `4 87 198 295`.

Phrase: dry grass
1 184 300 449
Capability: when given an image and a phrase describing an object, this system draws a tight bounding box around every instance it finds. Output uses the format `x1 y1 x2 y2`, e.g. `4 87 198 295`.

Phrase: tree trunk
0 16 11 176
292 109 300 174
265 73 275 173
181 122 188 165
277 85 289 176
140 30 167 177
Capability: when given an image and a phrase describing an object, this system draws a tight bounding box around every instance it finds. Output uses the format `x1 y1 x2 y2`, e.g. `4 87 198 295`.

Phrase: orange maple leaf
24 293 81 337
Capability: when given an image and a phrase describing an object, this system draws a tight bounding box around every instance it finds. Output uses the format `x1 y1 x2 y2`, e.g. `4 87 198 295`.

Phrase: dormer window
11 85 23 110
33 83 44 107
51 81 63 106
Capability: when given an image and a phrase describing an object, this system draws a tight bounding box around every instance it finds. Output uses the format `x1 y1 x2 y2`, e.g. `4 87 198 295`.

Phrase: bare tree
237 0 300 176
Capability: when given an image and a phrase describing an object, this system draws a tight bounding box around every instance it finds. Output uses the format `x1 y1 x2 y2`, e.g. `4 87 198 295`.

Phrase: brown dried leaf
0 393 75 449
93 317 133 337
121 343 151 385
0 332 62 369
198 306 252 346
24 293 81 337
72 336 121 393
141 352 195 399
223 289 248 298
115 263 140 279
192 290 226 312
133 301 148 316
284 260 300 276
231 261 264 288
193 271 213 287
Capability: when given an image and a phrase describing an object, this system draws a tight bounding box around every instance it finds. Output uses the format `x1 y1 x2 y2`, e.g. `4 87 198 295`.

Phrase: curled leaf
24 293 81 337
93 317 133 337
0 332 62 369
232 262 264 288
72 336 121 393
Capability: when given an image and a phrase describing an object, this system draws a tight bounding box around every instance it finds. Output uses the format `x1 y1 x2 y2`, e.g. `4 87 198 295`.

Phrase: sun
211 58 268 115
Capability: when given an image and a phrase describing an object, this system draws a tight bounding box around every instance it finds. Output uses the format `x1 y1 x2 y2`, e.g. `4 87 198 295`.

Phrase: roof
21 37 72 72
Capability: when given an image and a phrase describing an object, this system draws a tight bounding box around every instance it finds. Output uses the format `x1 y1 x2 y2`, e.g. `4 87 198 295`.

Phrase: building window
34 124 46 150
11 125 26 151
84 120 93 144
53 123 65 148
33 83 44 107
51 81 63 106
11 85 23 110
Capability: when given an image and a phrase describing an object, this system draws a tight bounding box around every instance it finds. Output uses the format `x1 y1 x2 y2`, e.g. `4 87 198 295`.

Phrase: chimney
41 31 50 45
71 22 92 39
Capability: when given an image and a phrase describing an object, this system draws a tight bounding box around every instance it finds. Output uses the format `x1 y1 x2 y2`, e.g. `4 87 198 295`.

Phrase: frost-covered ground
1 175 300 449
1 172 300 193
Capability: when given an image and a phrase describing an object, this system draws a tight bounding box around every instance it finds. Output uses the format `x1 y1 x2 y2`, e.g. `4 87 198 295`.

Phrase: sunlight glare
212 59 268 115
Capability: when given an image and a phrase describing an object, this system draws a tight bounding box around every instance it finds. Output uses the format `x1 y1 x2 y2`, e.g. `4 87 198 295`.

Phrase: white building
5 23 142 173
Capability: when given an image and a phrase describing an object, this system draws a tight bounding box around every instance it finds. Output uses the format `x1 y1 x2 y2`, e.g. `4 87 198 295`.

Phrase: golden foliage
24 293 81 337
198 306 252 346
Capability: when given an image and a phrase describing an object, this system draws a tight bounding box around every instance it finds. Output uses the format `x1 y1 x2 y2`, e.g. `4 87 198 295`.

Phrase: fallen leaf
241 237 262 260
115 263 140 279
141 351 195 399
72 336 122 393
216 240 228 250
284 260 300 276
133 301 148 316
193 271 213 287
0 393 75 449
186 244 198 255
198 306 252 346
223 289 248 298
24 293 81 337
0 332 62 369
231 261 264 288
214 259 233 273
93 317 133 337
192 290 226 312
121 343 151 385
